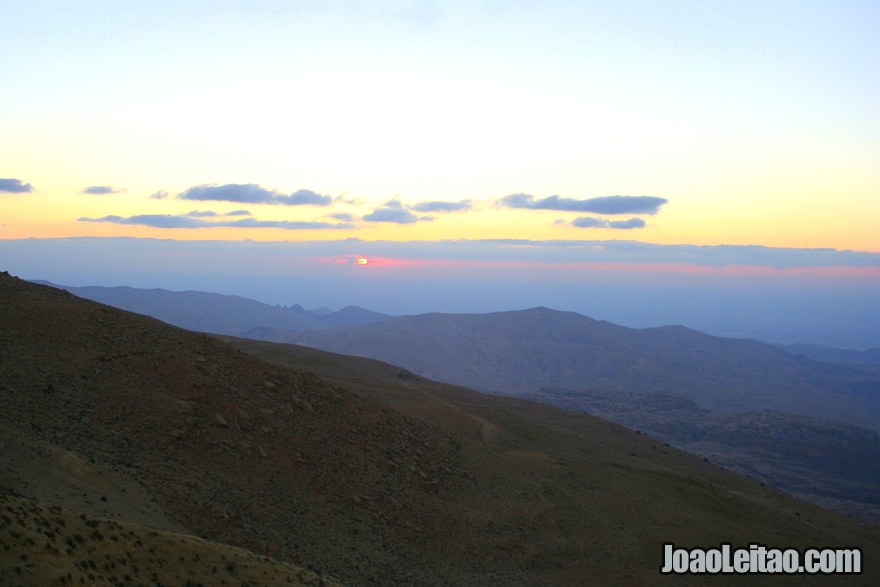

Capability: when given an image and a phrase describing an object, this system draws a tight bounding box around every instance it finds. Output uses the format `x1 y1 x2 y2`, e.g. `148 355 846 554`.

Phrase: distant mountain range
10 272 880 583
29 279 880 524
273 307 880 433
31 281 390 335
777 342 880 369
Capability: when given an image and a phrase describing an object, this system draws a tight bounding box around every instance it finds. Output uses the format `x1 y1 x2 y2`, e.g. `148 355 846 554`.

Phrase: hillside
2 272 879 585
221 337 880 524
516 387 880 524
274 307 880 432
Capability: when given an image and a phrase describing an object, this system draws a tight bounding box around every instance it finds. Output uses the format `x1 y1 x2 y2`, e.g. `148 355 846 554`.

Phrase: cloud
609 218 646 229
331 212 356 222
570 217 606 228
571 217 646 229
79 214 205 229
223 218 353 230
363 208 423 224
177 183 332 206
149 190 170 200
186 209 252 218
363 199 433 224
177 183 275 203
275 189 333 206
334 194 362 205
78 213 352 230
82 185 123 195
411 199 473 212
0 178 35 193
500 193 667 215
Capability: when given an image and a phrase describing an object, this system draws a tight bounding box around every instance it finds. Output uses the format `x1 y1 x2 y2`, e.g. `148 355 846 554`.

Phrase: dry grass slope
0 491 340 586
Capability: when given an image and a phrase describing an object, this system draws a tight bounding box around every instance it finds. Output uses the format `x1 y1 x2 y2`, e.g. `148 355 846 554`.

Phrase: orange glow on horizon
315 256 880 281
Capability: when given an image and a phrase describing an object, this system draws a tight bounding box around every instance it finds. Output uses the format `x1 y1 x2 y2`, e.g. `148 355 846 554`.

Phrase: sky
1 1 879 347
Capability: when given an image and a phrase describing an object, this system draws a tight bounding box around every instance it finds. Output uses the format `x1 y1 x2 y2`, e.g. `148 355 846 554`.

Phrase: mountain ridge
272 308 880 432
31 281 392 335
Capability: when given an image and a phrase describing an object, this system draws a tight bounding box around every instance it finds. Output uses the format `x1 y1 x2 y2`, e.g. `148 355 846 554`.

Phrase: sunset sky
2 1 878 346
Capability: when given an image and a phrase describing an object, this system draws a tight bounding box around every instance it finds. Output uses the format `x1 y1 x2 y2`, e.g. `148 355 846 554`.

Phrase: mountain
37 282 328 334
4 271 879 584
264 307 880 432
319 305 391 328
33 282 391 335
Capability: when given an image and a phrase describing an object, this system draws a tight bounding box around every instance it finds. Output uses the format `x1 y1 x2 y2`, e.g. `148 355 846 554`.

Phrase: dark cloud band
185 209 252 218
78 214 352 230
80 214 204 229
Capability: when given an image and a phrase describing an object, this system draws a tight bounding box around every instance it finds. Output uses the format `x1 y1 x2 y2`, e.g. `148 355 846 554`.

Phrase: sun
356 256 369 265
